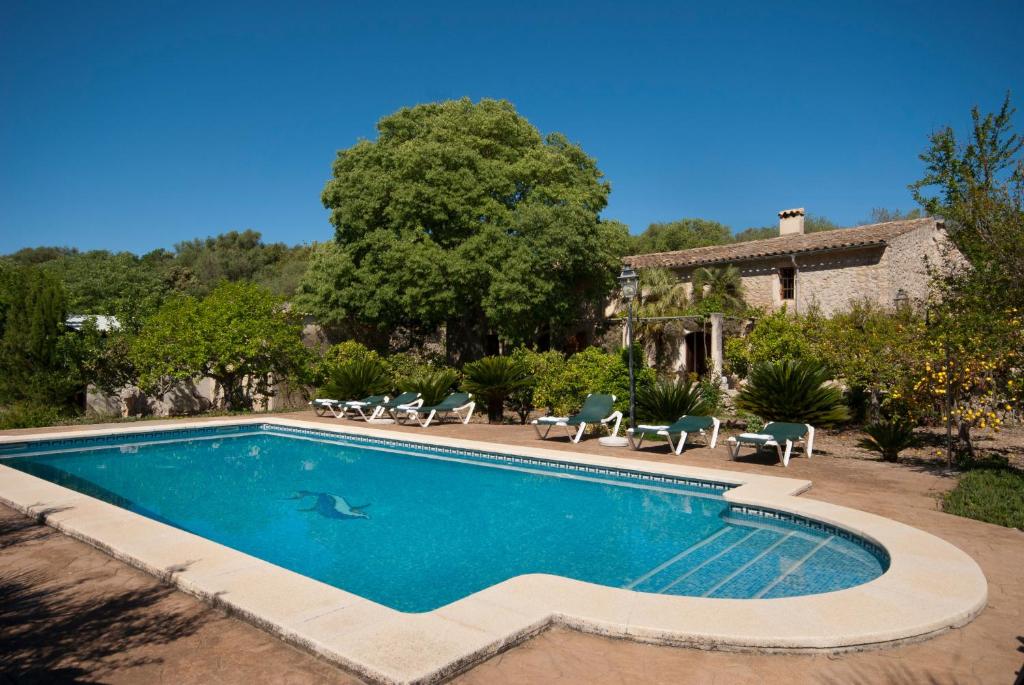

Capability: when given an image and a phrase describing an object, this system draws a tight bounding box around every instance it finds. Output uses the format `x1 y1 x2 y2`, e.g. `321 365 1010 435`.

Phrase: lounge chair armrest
602 411 623 437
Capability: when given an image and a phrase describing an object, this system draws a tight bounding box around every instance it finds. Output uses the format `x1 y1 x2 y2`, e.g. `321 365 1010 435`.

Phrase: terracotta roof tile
624 217 939 269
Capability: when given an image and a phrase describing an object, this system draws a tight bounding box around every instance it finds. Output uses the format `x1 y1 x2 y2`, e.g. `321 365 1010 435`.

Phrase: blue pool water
1 424 887 612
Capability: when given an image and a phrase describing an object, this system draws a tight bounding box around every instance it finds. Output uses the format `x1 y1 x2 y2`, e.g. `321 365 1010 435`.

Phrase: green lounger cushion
565 394 615 425
347 394 387 406
737 422 808 444
633 415 714 437
410 392 471 413
384 392 421 409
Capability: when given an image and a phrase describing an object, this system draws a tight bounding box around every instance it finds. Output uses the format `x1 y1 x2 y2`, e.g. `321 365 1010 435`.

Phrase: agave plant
462 356 535 423
404 368 460 406
636 378 714 423
319 358 391 401
735 359 850 427
857 419 919 462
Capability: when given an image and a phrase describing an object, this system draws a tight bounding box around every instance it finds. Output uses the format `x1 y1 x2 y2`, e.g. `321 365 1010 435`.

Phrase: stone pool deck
1 412 1022 684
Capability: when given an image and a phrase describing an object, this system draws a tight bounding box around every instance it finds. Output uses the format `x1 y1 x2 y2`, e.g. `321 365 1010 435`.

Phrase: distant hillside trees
630 213 843 254
2 230 311 326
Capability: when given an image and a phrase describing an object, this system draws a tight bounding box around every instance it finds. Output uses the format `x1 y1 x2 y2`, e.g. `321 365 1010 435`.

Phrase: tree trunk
487 398 503 424
445 312 487 366
957 420 975 461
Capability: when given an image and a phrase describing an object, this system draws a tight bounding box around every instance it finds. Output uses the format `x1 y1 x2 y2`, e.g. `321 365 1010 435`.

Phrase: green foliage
724 308 821 378
405 368 460 406
0 402 64 429
67 318 137 398
171 230 312 297
732 215 839 243
908 95 1024 458
0 267 80 409
635 378 714 423
911 93 1024 283
943 463 1024 529
507 347 566 420
857 419 919 462
2 231 311 331
691 265 745 314
308 98 624 358
131 282 308 411
534 346 654 416
735 359 851 427
629 268 688 371
461 355 534 423
734 410 765 433
696 374 724 415
319 358 391 401
732 226 777 242
864 208 924 224
631 219 732 254
315 340 382 386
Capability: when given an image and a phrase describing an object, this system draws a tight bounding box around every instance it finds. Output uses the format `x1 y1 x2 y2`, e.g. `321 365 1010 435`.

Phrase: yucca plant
405 368 460 406
462 356 535 423
319 358 391 401
857 419 919 462
636 378 714 424
735 359 850 427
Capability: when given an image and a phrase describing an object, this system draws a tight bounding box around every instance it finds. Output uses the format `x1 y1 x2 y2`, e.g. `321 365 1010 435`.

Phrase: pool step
627 526 756 593
628 524 857 599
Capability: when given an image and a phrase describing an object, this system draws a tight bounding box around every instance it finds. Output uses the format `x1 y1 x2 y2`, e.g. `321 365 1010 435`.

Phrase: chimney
778 207 805 236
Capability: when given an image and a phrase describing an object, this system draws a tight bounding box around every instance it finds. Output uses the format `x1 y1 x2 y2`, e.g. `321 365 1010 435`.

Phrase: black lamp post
618 265 639 430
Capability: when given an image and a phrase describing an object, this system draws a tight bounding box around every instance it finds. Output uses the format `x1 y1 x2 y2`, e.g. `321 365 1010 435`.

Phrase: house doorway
683 331 711 376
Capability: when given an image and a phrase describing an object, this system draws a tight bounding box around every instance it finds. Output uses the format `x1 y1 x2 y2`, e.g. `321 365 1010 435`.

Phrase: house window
779 267 795 300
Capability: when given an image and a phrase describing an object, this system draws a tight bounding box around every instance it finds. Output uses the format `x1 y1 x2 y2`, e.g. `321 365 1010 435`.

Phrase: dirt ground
2 413 1022 684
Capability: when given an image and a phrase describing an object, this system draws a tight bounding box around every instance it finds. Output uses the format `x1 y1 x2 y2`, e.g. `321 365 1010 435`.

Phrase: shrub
462 356 534 423
724 307 823 379
319 358 391 401
405 368 459 406
507 348 566 422
534 347 654 416
384 351 441 393
636 378 714 423
315 341 382 386
857 419 919 462
0 402 64 430
735 359 851 427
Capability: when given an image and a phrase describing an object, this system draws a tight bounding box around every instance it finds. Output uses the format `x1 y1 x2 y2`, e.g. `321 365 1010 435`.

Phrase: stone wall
667 224 955 315
85 375 308 419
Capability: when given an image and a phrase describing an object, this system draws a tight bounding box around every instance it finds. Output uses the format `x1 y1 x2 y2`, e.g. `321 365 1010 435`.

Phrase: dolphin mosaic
287 491 371 520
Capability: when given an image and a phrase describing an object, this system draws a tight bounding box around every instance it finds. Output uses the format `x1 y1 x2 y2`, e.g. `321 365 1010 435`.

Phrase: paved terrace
1 412 1022 684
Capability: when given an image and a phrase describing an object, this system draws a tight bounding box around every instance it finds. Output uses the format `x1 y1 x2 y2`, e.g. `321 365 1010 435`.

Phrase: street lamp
894 288 909 310
618 265 639 431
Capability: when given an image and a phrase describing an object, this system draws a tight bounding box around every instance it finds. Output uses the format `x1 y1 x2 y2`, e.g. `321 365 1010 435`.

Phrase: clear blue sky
1 1 1021 254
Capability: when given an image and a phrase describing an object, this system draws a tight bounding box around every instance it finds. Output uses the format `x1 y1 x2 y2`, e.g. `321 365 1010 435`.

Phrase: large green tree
131 282 308 410
305 98 627 361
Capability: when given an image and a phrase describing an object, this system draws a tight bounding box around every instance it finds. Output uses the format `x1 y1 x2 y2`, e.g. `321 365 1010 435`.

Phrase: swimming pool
0 423 886 612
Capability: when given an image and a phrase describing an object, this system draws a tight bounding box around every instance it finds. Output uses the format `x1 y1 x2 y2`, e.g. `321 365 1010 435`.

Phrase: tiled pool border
0 417 989 685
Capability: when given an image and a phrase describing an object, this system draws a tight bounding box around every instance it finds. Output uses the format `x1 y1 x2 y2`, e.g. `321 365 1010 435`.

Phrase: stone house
621 209 953 376
625 209 949 316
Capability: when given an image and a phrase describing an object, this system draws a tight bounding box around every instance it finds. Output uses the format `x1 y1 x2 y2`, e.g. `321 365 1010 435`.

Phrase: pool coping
0 417 988 684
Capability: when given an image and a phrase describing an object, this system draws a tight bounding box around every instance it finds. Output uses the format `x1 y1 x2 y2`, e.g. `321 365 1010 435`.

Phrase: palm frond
735 359 850 426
